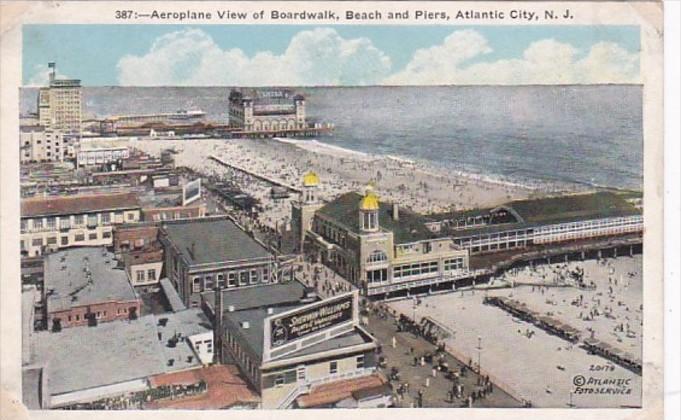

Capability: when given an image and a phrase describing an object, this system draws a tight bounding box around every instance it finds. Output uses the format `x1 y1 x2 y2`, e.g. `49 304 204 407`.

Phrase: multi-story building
20 126 65 163
20 192 141 256
44 247 141 330
159 216 294 309
229 89 305 132
293 177 470 298
204 283 390 409
37 64 82 136
76 137 130 168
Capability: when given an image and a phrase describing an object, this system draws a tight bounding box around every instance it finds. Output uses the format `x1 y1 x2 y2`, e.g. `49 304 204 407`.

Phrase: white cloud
387 32 640 85
26 64 71 87
116 28 392 86
115 28 639 86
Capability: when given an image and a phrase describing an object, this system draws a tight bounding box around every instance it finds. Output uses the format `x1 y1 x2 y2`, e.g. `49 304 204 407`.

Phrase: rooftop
138 190 183 208
435 191 642 238
162 217 273 265
317 192 435 244
44 248 137 313
79 137 130 151
21 192 140 218
203 280 308 314
145 365 260 409
212 282 372 362
296 374 388 408
32 310 208 397
222 304 306 360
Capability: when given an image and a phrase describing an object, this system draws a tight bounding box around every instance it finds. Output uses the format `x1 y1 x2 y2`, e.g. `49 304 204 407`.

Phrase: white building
20 126 66 163
76 137 130 168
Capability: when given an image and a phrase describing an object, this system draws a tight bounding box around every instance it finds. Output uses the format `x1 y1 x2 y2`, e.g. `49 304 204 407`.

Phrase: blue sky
23 25 640 86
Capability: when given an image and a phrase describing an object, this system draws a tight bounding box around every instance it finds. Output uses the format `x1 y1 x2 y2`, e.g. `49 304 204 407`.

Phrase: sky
23 24 640 86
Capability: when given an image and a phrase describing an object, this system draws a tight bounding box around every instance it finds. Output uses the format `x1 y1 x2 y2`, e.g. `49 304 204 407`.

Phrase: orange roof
296 374 387 408
21 192 140 217
145 365 260 410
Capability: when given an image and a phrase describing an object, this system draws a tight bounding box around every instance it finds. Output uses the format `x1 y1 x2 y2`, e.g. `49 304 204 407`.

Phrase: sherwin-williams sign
269 294 354 348
182 178 201 206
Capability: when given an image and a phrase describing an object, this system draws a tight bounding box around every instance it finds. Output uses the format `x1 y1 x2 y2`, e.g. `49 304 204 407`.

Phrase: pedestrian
392 336 396 348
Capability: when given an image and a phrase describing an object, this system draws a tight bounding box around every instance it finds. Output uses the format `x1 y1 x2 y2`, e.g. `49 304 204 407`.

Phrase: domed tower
291 171 323 253
302 171 320 204
359 186 380 233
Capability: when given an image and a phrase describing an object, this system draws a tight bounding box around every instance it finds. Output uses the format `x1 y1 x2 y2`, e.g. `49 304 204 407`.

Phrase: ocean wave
271 137 372 159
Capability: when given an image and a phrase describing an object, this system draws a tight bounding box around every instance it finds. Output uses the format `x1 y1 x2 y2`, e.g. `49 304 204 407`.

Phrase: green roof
507 191 640 224
317 192 435 244
438 191 641 238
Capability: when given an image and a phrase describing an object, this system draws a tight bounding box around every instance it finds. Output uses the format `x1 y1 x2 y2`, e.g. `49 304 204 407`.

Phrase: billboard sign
182 178 201 206
263 291 358 361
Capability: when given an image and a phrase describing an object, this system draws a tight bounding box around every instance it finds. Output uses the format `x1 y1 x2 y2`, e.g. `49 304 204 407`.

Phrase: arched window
368 250 387 263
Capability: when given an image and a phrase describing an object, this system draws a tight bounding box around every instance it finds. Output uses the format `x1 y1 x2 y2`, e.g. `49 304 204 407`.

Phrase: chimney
241 321 250 329
392 203 399 221
267 307 274 315
228 305 235 312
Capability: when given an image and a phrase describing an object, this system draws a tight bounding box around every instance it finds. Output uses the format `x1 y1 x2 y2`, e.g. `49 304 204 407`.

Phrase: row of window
535 217 643 235
315 219 347 247
367 268 388 284
21 212 135 232
271 356 364 387
193 339 213 354
23 230 112 248
367 250 388 264
443 257 465 272
393 261 439 279
191 267 272 293
456 217 642 249
135 269 157 283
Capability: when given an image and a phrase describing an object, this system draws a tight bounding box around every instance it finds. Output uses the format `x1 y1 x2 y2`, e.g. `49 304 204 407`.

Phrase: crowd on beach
133 138 552 231
495 255 642 358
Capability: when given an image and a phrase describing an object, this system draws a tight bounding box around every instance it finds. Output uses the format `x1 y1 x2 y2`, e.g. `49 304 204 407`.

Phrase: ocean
20 85 643 190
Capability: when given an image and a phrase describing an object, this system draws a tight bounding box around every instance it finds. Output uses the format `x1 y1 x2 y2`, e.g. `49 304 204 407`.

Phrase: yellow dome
360 191 380 211
303 171 320 187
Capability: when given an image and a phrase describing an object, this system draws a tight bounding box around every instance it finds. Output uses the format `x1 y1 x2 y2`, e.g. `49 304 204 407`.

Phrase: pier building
292 175 642 298
229 89 306 132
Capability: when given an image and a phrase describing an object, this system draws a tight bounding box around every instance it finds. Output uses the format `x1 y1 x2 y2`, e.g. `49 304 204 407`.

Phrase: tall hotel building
37 63 82 136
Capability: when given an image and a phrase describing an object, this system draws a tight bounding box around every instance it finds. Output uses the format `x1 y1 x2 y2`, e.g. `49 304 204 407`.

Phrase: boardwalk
209 155 302 193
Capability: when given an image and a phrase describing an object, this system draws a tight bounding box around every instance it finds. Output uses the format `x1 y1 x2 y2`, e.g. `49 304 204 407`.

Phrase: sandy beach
388 254 643 408
133 137 554 230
